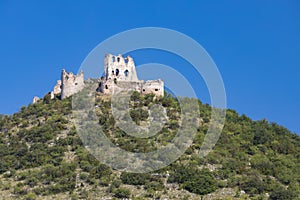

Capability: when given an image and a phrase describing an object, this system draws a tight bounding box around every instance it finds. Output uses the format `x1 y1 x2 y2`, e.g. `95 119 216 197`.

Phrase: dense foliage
0 91 299 199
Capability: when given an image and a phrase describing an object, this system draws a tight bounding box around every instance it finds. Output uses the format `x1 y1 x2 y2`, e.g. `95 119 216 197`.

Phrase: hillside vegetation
0 92 299 200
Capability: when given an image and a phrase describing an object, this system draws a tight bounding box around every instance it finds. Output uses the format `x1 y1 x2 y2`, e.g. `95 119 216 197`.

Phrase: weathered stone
53 80 62 95
104 54 139 82
99 54 164 97
32 96 40 104
50 91 55 100
43 54 163 102
61 69 85 99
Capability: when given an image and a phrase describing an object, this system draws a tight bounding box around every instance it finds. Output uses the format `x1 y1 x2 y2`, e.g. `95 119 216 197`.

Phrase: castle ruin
32 54 164 103
98 54 164 97
61 70 85 99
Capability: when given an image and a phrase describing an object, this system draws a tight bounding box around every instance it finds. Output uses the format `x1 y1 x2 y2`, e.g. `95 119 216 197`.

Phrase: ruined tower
32 54 163 104
99 54 164 97
61 69 84 99
104 54 138 82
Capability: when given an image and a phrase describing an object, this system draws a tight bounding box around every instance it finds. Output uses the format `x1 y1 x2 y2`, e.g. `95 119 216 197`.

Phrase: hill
0 92 299 199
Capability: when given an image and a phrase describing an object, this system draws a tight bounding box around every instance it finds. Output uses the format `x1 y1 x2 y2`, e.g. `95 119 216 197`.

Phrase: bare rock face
61 70 85 99
99 54 164 97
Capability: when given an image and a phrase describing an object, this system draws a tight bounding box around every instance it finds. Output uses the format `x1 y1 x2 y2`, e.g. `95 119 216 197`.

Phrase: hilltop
0 92 299 200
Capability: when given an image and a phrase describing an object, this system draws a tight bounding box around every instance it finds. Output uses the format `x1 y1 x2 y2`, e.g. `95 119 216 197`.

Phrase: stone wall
104 54 138 82
32 96 40 104
32 54 163 103
99 79 164 97
61 69 85 99
142 79 164 97
53 80 62 95
99 54 164 97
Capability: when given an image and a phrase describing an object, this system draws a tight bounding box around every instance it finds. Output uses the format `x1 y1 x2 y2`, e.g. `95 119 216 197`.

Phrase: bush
270 186 297 200
168 166 216 195
114 188 131 198
239 175 267 196
144 181 164 191
183 173 216 195
121 172 151 185
24 192 37 200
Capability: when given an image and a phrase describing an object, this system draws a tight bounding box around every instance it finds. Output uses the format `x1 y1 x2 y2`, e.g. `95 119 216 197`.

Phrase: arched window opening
116 69 119 76
105 85 108 89
117 57 120 62
155 89 159 91
124 69 129 76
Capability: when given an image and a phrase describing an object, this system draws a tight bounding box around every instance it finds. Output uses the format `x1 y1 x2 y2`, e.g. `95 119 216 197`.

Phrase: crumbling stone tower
61 69 84 99
99 54 164 97
105 54 138 82
32 54 163 104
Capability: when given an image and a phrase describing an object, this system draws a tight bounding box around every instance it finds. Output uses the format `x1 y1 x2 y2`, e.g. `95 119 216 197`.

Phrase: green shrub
168 166 216 195
121 172 151 185
114 188 131 198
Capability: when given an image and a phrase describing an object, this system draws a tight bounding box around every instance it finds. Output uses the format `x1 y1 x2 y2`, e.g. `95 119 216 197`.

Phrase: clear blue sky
0 1 299 134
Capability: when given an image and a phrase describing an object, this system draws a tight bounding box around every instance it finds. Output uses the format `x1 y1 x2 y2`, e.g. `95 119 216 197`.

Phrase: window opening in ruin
116 69 119 76
143 89 145 92
112 70 114 75
75 83 78 85
124 69 129 76
155 89 158 91
117 57 120 62
112 57 115 62
105 85 108 89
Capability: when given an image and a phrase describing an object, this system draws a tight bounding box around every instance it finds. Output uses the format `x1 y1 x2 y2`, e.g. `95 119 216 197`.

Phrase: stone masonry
53 80 62 95
32 54 163 104
98 54 164 97
61 69 85 99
